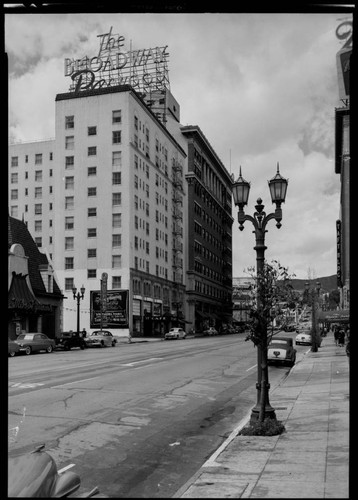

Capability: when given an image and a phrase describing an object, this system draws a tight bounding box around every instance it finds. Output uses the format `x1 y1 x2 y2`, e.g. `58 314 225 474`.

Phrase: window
35 203 42 215
112 151 121 166
10 206 18 217
134 175 138 189
88 187 97 197
49 186 53 194
35 154 42 165
88 146 97 156
87 269 97 278
113 110 122 123
35 187 42 198
11 156 18 167
65 196 74 209
65 176 74 189
88 126 97 136
65 136 74 149
25 171 28 179
11 173 18 184
112 131 121 144
65 277 74 290
65 236 74 250
65 156 74 168
88 166 97 176
65 216 74 229
112 192 121 206
50 152 53 160
35 220 42 232
112 276 121 289
65 257 74 269
49 169 53 177
65 115 74 129
87 228 97 238
112 172 121 185
112 255 121 268
87 248 97 258
25 155 28 163
112 234 121 247
88 207 97 217
35 170 42 181
134 115 138 130
35 237 42 247
11 189 18 200
112 213 121 228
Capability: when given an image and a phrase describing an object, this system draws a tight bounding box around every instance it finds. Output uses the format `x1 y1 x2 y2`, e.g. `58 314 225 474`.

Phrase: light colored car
8 339 20 357
268 337 296 366
85 330 117 347
164 328 186 340
14 333 55 355
204 327 218 336
295 330 312 346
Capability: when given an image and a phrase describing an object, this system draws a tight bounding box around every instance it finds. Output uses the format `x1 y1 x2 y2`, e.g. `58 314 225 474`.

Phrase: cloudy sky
5 9 352 279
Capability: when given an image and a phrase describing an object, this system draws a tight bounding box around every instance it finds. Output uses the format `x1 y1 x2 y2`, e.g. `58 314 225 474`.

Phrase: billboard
90 289 129 328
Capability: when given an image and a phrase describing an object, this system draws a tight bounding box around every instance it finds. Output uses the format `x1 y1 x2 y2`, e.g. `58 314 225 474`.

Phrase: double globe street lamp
72 285 85 335
232 163 288 423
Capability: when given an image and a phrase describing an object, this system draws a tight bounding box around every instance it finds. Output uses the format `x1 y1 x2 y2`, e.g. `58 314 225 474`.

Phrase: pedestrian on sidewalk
334 326 340 346
338 328 345 347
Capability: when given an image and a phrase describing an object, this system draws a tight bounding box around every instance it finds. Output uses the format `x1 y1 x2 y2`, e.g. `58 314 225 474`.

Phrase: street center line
246 364 257 371
52 376 100 388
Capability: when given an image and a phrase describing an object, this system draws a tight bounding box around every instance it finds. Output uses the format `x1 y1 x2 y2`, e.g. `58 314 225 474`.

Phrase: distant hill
290 275 337 293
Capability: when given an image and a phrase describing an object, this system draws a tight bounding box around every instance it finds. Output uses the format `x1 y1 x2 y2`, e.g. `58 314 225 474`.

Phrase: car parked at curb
268 336 296 367
204 327 218 336
295 329 312 346
164 327 186 340
85 330 117 347
13 333 55 355
8 339 20 357
55 331 86 351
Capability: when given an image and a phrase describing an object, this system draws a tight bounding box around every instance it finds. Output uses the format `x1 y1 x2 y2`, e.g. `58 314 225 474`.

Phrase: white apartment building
10 85 187 337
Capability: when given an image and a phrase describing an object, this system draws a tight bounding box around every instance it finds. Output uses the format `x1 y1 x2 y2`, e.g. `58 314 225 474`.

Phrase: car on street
14 333 55 355
204 327 218 336
164 327 186 340
8 339 20 357
295 330 312 346
85 330 117 347
55 331 87 351
267 336 297 367
282 323 296 332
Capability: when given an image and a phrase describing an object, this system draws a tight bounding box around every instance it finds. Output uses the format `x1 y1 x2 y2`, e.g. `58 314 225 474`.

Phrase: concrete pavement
174 333 350 498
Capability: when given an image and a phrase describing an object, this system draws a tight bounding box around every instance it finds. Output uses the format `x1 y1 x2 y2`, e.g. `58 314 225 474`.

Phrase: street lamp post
72 285 85 335
232 163 288 423
305 281 321 352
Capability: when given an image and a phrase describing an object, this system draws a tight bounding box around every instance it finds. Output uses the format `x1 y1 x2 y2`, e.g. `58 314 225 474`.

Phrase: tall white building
10 85 187 337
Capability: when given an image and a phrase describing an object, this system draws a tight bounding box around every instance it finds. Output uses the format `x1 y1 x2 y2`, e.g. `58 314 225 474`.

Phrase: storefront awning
195 310 210 319
317 309 350 323
8 273 52 312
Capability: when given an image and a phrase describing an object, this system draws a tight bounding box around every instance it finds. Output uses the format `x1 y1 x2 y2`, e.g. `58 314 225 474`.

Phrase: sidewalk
174 334 350 498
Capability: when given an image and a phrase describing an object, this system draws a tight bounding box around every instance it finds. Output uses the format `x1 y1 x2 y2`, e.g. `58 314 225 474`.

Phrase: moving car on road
164 327 186 340
268 336 296 367
85 330 117 347
295 329 312 346
8 339 20 357
14 333 55 355
55 331 86 351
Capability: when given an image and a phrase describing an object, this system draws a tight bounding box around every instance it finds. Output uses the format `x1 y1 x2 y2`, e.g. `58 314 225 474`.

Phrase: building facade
8 216 63 339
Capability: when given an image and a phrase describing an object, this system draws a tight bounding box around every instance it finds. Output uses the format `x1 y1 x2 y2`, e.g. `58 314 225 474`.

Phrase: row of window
64 214 121 230
65 276 121 290
11 152 53 167
133 278 172 302
64 172 121 190
65 255 122 269
65 110 121 130
65 132 121 152
10 169 53 184
194 279 226 300
65 234 121 250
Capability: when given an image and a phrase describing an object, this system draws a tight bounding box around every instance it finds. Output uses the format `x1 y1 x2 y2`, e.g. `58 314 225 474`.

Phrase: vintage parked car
295 329 312 346
282 323 296 332
14 333 55 355
204 327 218 336
55 331 86 351
267 336 297 367
85 330 117 347
164 327 186 340
8 339 20 357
